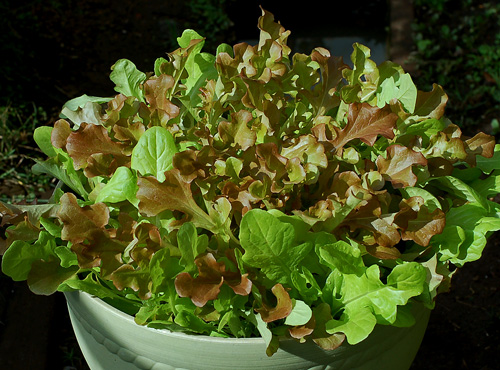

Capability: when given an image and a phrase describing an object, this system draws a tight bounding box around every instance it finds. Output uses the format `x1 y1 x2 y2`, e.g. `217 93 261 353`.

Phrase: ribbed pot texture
64 291 430 370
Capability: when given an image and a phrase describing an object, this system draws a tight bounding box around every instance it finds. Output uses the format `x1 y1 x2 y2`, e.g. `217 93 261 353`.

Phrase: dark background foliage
0 0 499 369
0 0 389 109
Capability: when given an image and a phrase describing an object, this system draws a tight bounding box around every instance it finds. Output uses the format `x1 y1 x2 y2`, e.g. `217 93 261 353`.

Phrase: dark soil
1 0 499 369
412 236 500 370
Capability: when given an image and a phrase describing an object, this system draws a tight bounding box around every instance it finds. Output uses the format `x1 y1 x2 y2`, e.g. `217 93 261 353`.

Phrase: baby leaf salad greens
1 9 499 355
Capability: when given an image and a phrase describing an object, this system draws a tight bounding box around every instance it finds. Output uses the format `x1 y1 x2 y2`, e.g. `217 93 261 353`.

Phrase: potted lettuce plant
1 8 499 370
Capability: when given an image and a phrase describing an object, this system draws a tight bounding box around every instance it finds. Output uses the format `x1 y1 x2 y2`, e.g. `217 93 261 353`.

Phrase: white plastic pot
64 290 430 370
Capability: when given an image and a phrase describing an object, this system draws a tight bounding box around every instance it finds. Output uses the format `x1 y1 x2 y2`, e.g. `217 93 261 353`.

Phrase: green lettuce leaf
177 222 208 273
240 209 313 285
1 231 78 295
33 126 57 157
284 299 313 326
325 263 426 344
131 126 178 183
110 59 147 101
95 166 139 205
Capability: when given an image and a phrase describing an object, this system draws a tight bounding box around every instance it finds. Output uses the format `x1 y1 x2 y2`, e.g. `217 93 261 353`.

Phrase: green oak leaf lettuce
325 263 426 344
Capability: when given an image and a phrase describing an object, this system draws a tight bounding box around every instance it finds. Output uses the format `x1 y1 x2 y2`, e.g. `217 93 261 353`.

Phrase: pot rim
66 290 270 345
65 289 430 349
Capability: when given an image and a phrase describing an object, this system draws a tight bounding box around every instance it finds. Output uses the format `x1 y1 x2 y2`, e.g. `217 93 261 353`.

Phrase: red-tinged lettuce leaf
136 169 216 231
110 264 152 300
341 196 401 249
294 170 371 233
288 313 315 340
376 144 428 188
175 270 221 308
0 203 59 227
65 123 130 177
172 149 210 183
51 119 72 150
56 193 128 276
57 193 109 244
0 202 59 253
143 74 180 122
215 44 241 80
419 123 494 169
127 220 163 264
156 36 205 90
198 79 227 127
70 230 126 278
408 83 448 122
422 125 468 162
105 93 140 122
256 283 293 323
420 124 495 167
394 196 445 247
1 216 40 255
308 48 347 115
464 132 495 166
311 303 345 350
280 134 328 169
217 110 256 150
253 143 289 193
240 75 281 111
257 8 291 59
175 253 252 307
221 179 266 215
332 103 397 152
104 94 146 145
366 244 402 260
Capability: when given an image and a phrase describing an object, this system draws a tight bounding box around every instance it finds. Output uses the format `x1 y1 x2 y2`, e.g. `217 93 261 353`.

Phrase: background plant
0 104 54 204
410 0 500 137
